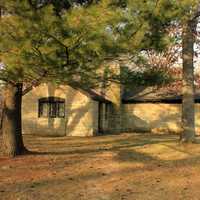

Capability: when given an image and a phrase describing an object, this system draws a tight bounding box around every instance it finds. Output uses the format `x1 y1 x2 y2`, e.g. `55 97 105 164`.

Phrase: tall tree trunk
2 83 27 157
180 20 196 143
0 100 3 134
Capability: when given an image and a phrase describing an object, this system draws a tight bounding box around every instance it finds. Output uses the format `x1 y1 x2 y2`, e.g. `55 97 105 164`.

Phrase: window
38 97 65 118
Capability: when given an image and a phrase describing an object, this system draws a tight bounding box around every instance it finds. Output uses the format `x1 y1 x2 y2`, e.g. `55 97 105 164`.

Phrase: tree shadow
23 134 176 156
122 103 183 134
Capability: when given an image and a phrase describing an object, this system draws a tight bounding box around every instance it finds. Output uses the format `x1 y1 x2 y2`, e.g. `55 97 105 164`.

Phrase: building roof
23 82 111 104
69 85 111 103
122 84 200 103
80 88 111 103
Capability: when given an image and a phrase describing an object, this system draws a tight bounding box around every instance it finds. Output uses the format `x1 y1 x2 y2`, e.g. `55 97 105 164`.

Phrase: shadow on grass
2 135 200 200
2 134 200 167
25 134 177 156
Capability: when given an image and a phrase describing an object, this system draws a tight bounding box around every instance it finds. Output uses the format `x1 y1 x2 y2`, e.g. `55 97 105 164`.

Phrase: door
98 102 104 133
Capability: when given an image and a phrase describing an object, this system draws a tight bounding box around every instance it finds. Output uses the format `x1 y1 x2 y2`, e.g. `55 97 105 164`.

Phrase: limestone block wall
66 100 98 136
122 103 200 135
22 83 98 136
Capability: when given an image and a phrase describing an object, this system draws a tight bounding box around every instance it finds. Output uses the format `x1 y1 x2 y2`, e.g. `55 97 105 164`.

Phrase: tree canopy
1 0 200 156
0 0 124 90
1 0 186 92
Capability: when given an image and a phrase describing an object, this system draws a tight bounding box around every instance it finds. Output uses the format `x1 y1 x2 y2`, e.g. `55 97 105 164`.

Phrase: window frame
38 97 65 118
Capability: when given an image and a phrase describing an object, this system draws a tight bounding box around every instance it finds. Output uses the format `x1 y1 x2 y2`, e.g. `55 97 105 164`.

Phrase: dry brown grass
1 133 200 200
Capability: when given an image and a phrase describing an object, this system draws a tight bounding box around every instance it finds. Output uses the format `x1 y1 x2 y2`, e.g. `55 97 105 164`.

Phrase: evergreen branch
45 33 70 64
0 75 16 85
27 0 52 10
22 70 48 95
32 47 44 60
69 34 86 51
46 33 67 48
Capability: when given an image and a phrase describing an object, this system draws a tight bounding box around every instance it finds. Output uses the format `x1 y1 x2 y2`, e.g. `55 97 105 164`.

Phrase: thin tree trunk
0 101 3 134
2 83 27 157
180 20 196 143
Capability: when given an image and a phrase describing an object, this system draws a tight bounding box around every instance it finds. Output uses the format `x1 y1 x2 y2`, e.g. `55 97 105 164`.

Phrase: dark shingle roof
122 85 200 103
81 88 111 103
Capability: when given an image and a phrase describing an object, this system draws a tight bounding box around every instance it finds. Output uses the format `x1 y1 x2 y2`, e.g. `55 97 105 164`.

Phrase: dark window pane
39 102 49 117
49 102 57 118
38 98 65 118
58 102 65 117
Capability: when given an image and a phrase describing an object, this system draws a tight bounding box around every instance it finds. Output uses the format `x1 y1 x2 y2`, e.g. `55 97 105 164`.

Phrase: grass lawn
1 133 200 200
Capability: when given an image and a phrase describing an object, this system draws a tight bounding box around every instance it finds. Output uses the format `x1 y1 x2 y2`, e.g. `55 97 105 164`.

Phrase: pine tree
0 0 121 157
180 1 199 143
115 0 200 143
1 0 198 157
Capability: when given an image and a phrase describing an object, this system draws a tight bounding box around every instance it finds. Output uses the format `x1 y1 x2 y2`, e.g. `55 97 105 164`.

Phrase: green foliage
119 66 173 88
0 0 198 89
0 0 122 87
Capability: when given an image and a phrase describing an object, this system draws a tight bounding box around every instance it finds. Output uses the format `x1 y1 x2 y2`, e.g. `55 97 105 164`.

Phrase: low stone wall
122 103 200 135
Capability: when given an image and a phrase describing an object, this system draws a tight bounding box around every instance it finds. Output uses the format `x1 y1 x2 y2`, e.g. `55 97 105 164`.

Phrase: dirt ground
1 133 200 200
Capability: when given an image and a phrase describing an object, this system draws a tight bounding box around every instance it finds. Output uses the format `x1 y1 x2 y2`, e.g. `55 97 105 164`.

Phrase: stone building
22 78 200 136
122 86 200 135
22 61 123 137
22 83 112 136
